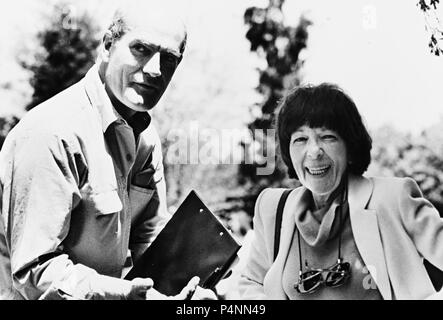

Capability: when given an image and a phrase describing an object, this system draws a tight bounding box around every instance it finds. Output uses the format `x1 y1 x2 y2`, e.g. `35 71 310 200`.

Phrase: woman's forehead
292 125 337 133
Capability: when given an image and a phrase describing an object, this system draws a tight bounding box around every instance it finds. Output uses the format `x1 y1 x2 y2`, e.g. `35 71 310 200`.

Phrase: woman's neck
311 194 330 211
311 181 346 211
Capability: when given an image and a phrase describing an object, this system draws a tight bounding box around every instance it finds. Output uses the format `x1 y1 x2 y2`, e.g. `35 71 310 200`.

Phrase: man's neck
104 86 138 123
111 96 138 123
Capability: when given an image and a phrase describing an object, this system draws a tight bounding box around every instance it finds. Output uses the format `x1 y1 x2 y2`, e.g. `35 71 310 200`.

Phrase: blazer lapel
348 175 392 300
264 188 303 299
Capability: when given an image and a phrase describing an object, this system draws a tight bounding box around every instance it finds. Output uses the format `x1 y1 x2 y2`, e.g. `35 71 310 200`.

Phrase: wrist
91 274 133 300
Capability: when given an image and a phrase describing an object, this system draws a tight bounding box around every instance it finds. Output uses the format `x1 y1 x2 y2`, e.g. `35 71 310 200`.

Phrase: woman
238 83 443 300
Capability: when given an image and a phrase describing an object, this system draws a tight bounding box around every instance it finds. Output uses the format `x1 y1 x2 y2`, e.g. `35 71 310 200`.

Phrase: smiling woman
289 126 348 209
238 83 443 300
279 84 371 210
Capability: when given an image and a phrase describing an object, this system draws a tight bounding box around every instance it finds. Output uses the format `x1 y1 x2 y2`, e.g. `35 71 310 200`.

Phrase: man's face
103 17 186 112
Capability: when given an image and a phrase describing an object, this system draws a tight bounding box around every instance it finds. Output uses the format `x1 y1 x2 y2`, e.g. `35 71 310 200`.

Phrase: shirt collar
83 64 151 134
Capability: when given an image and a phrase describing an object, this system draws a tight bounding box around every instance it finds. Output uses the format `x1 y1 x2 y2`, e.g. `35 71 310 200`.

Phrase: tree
234 0 311 217
370 124 443 213
21 3 100 111
417 0 443 56
1 4 100 150
0 116 20 150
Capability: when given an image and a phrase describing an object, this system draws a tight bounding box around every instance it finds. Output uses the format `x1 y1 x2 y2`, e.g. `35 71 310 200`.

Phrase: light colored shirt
0 65 170 300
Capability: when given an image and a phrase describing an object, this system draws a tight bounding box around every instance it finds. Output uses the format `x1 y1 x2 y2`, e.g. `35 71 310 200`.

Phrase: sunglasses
295 259 351 294
294 178 352 295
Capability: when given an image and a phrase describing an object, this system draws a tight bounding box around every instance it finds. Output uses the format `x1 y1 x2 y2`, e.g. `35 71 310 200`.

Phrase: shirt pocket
132 168 156 189
129 185 156 217
83 190 123 216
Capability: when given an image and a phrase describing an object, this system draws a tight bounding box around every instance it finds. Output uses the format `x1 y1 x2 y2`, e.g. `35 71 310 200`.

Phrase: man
0 1 213 300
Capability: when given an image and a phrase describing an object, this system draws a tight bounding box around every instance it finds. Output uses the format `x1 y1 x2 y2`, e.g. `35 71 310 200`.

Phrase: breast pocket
82 190 123 216
132 168 156 189
129 185 156 218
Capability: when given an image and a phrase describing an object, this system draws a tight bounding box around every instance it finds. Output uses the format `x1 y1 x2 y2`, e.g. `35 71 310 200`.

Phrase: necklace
294 178 352 294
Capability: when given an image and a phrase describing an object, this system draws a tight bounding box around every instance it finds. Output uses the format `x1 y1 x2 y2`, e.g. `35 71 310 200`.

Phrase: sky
288 0 443 134
0 0 442 134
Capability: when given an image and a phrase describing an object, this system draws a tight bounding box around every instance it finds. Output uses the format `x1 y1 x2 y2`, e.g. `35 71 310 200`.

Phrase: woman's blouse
282 188 383 300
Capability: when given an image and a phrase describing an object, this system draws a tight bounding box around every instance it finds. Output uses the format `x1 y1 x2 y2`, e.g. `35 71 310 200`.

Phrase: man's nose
143 52 161 77
307 140 323 159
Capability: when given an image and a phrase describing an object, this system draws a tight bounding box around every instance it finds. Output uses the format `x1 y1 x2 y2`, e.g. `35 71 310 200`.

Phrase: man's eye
161 53 178 66
133 44 151 55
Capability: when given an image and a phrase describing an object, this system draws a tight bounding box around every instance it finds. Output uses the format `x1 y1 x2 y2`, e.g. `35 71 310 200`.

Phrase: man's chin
123 90 160 112
127 103 155 112
125 98 158 112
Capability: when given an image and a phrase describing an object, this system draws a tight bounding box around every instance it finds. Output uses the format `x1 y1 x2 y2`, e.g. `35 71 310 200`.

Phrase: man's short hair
277 83 373 180
107 14 129 42
106 9 188 55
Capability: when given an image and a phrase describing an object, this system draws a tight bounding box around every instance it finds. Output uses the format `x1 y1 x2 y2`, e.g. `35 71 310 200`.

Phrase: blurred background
1 0 442 298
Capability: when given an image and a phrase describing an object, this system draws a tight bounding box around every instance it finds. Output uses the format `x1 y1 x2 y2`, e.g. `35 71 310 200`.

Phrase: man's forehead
115 1 186 39
127 29 184 54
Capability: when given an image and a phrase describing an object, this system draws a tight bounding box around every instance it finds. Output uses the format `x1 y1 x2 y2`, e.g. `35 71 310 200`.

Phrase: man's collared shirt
0 65 170 300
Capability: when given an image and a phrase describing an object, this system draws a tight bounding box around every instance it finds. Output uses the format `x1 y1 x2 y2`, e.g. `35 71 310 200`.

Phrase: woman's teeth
307 166 330 176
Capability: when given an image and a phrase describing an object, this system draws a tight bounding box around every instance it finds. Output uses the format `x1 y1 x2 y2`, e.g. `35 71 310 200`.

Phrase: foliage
1 3 99 149
235 0 311 217
417 0 443 56
370 124 443 213
20 3 100 111
0 116 20 150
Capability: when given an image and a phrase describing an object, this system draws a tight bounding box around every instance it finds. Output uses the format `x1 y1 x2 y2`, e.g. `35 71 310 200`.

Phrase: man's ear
101 31 114 62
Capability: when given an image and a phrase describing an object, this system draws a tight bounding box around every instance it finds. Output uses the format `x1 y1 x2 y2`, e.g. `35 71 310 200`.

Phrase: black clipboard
125 191 242 296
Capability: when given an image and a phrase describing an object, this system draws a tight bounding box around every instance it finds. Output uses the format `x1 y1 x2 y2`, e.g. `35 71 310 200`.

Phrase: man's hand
127 278 155 300
144 276 200 300
191 286 218 300
141 277 217 300
127 276 218 300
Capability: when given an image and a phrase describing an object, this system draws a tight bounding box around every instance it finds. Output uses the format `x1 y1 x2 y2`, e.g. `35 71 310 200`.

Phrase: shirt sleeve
399 178 443 268
397 178 443 299
3 132 133 300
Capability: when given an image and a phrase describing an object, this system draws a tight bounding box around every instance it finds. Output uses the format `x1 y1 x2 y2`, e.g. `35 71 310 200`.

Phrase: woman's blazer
239 174 443 300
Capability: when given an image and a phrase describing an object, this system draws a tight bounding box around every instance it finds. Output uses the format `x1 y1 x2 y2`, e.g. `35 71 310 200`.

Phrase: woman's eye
293 137 307 144
322 135 337 141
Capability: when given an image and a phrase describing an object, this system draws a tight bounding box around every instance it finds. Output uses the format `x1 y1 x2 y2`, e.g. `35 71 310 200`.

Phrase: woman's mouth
306 165 331 176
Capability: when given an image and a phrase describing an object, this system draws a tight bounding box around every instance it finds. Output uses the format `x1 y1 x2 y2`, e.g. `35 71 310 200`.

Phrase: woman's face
290 125 348 206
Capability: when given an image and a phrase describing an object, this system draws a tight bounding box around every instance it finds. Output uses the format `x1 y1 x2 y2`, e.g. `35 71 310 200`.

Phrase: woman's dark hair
277 83 372 180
